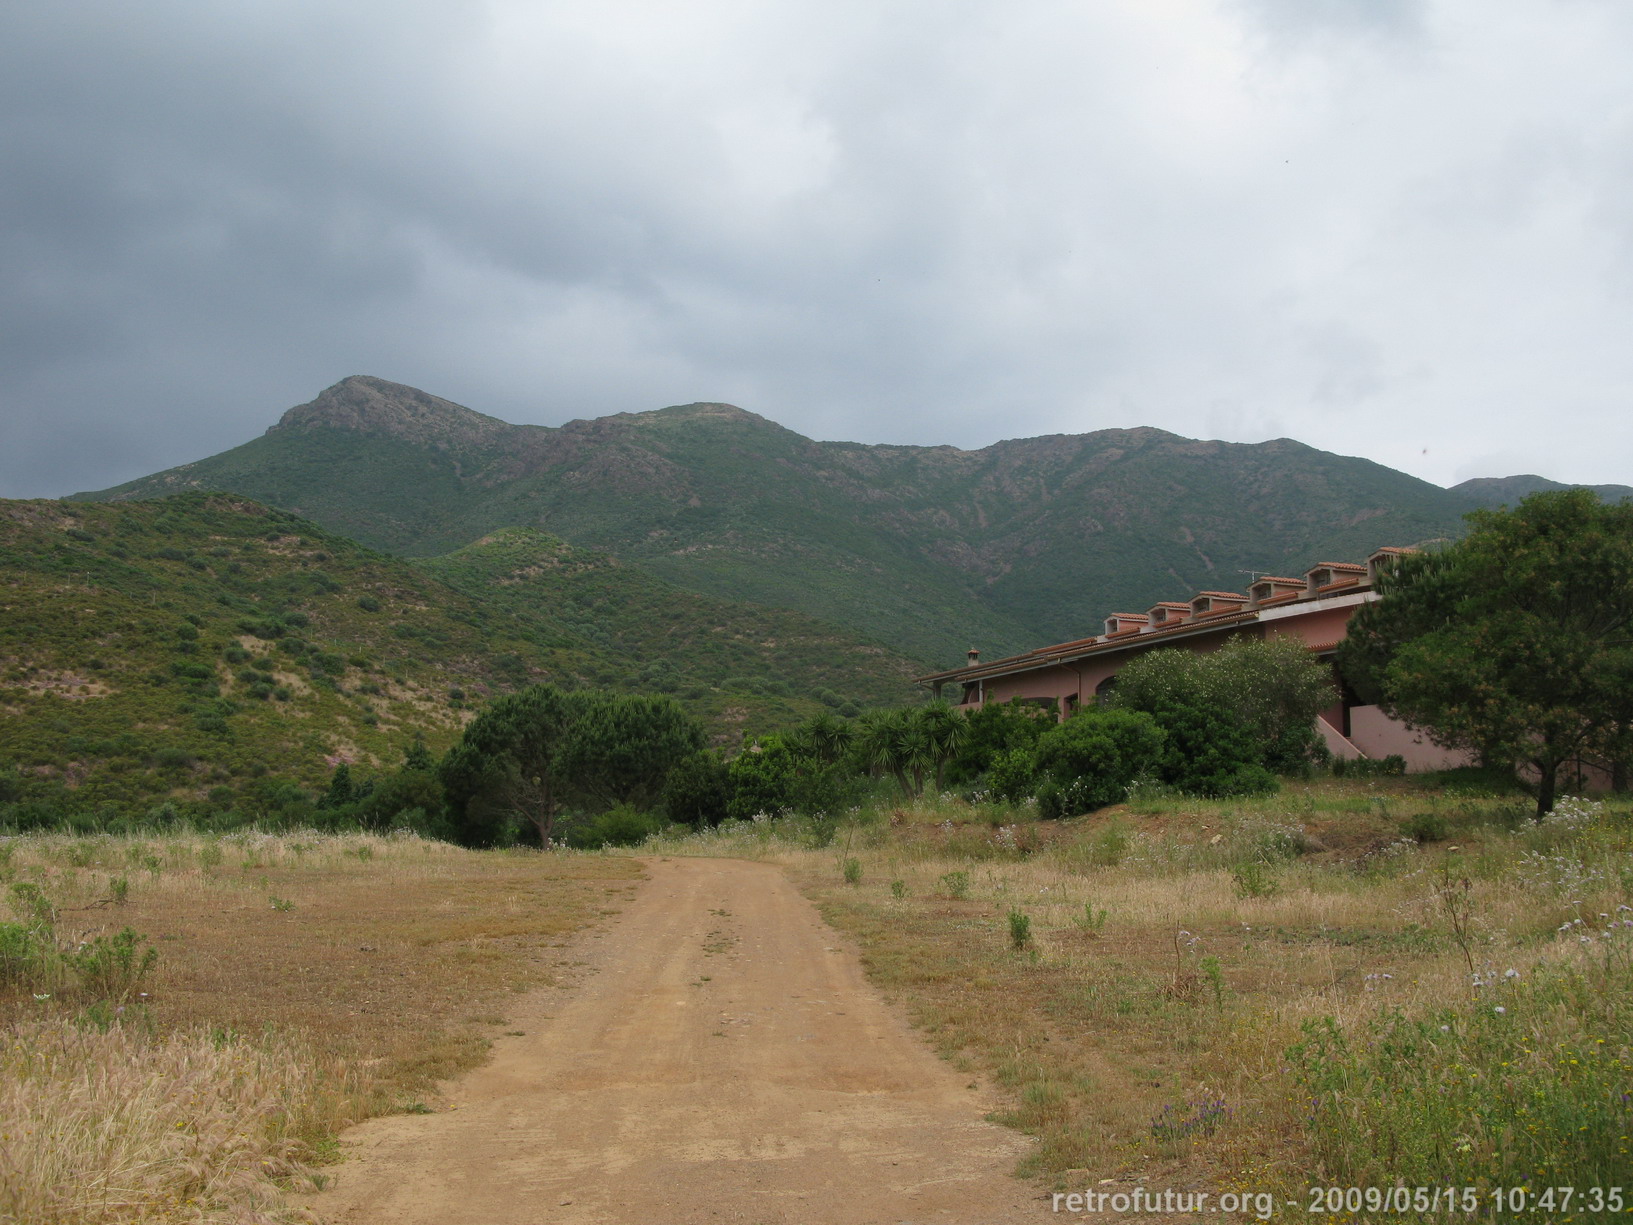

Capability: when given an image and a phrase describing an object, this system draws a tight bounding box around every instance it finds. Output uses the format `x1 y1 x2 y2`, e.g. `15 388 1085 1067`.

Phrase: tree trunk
525 779 558 846
1613 758 1629 794
1533 760 1557 821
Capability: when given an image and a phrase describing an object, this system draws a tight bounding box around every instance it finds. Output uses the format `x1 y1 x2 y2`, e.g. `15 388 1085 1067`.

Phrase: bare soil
306 856 1050 1224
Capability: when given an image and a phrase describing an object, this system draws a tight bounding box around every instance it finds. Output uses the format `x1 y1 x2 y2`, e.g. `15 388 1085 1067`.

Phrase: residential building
916 546 1467 771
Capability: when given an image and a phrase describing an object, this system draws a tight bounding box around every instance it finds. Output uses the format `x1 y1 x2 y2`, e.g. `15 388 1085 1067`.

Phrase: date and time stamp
1051 1184 1627 1218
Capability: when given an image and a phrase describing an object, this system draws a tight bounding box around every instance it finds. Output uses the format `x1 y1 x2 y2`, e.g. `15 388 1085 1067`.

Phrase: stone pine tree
1337 489 1633 817
439 685 704 845
440 685 583 846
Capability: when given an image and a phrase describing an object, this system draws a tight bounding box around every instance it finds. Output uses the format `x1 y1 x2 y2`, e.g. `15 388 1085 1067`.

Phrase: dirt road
307 855 1048 1224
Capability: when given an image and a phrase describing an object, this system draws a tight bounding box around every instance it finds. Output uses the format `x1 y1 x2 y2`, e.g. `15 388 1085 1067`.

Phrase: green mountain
78 376 1495 664
415 526 921 722
1450 474 1633 509
0 495 919 816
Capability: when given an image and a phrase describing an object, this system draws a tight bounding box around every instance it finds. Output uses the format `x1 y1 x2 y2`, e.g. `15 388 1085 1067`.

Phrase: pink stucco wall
1348 705 1472 771
1317 716 1365 760
1261 606 1353 650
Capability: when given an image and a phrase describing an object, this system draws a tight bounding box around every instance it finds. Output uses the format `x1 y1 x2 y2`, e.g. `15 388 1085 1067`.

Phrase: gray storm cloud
1 0 1629 497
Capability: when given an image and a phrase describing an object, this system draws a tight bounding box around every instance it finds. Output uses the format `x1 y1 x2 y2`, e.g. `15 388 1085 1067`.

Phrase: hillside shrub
1032 709 1165 817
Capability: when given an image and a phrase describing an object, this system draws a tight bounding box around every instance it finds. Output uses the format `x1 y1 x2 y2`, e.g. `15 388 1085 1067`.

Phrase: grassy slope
75 378 1477 665
0 494 583 810
0 494 924 813
414 526 925 736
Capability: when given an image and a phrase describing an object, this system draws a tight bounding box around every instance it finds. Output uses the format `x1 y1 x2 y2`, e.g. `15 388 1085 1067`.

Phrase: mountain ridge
74 377 1623 665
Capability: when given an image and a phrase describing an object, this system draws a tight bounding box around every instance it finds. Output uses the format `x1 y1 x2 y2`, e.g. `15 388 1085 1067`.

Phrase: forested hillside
0 495 919 819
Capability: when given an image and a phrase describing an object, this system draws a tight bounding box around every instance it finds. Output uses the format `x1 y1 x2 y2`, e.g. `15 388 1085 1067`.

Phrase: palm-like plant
856 704 967 798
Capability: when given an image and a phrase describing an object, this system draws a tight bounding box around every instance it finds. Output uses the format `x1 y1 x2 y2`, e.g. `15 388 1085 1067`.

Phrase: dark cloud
2 0 1630 498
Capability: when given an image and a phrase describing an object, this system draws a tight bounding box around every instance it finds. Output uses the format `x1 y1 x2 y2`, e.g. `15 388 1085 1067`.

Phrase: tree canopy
440 685 702 845
1337 489 1633 816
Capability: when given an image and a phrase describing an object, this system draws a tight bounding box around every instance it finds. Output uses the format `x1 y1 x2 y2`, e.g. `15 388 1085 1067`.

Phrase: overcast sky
3 0 1630 498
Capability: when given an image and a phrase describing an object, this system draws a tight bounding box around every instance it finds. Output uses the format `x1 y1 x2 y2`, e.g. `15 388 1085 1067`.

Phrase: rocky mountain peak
269 376 515 450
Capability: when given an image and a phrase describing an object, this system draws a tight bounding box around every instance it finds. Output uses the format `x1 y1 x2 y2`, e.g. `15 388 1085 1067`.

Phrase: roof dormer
1103 612 1149 637
1247 576 1304 608
1191 591 1246 618
1305 561 1368 596
1146 601 1192 628
1366 546 1416 585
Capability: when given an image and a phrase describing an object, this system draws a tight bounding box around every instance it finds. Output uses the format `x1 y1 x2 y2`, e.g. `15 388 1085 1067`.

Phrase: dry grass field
4 775 1629 1223
0 832 640 1224
642 777 1633 1213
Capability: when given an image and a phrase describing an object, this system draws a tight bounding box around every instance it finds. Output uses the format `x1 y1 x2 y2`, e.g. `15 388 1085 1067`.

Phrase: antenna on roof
1239 570 1266 582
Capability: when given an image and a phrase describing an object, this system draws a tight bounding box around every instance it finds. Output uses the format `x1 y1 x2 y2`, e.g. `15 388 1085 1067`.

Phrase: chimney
967 647 980 665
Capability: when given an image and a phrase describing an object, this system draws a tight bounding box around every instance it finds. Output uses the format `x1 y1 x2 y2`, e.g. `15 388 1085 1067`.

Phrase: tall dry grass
0 828 640 1224
0 1018 331 1224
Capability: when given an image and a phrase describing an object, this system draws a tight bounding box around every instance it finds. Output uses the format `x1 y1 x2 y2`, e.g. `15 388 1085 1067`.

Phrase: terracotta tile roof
1030 635 1100 655
915 547 1413 686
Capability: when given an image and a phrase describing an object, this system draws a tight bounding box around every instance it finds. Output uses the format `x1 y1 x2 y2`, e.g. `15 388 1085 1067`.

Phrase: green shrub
1032 708 1165 816
841 857 862 885
939 869 971 900
66 927 159 999
725 737 797 822
1087 819 1131 867
946 699 1053 785
1403 811 1449 842
567 804 663 849
1112 640 1328 792
1007 907 1032 950
1231 861 1280 899
1073 902 1108 934
1332 754 1408 778
985 747 1038 804
0 919 56 990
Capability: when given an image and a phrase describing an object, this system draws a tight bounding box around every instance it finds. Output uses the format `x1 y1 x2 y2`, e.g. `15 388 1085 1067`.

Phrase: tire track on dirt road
306 855 1052 1224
